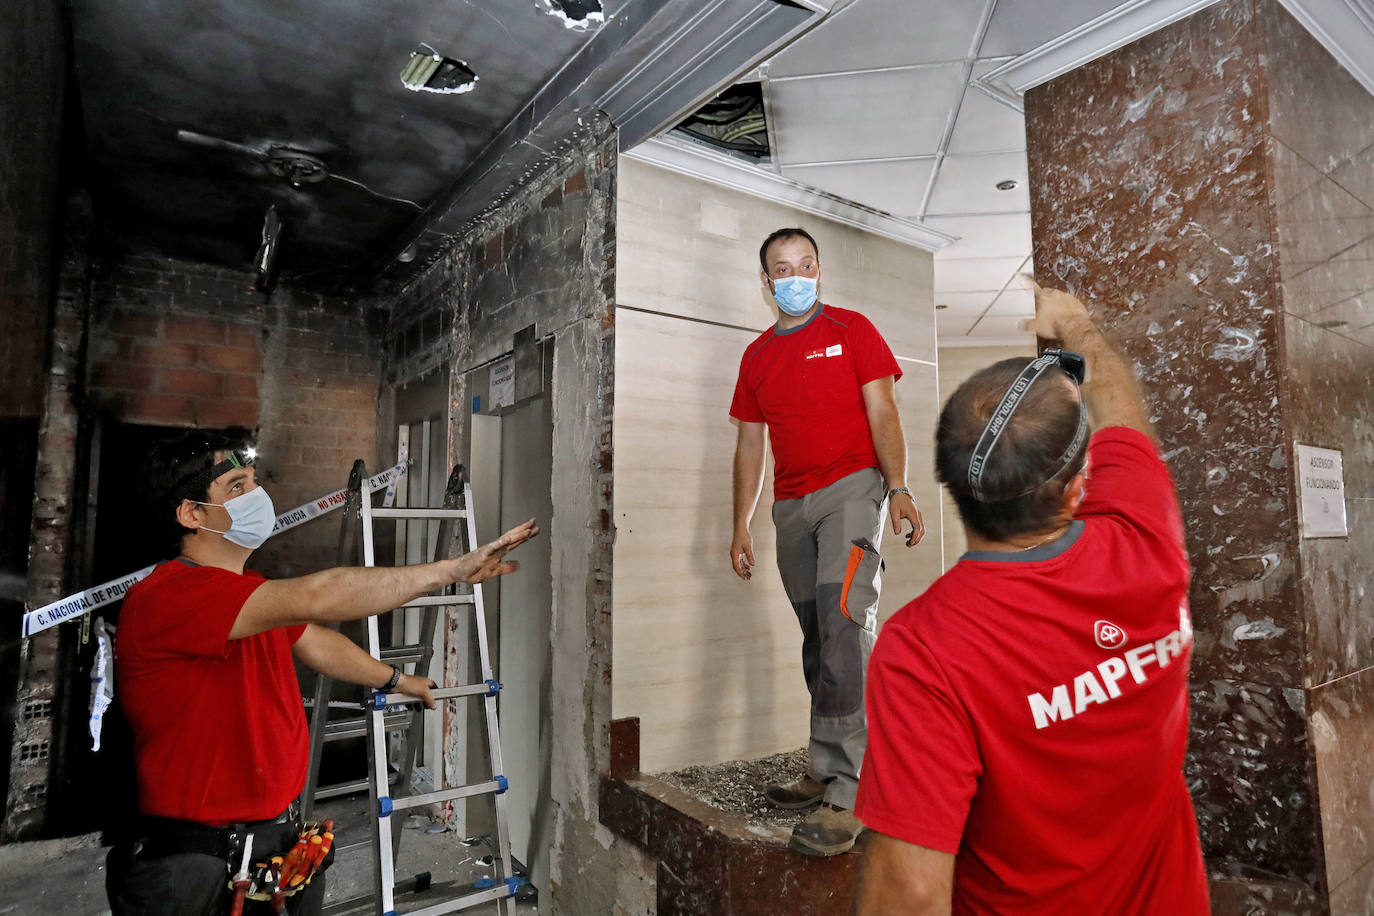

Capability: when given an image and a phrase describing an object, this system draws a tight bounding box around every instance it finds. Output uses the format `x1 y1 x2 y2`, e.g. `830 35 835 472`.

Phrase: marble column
1025 1 1374 911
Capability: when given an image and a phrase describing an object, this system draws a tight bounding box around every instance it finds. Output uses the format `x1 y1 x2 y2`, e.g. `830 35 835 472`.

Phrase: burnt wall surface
1027 0 1373 910
0 0 66 420
84 254 386 577
373 114 630 913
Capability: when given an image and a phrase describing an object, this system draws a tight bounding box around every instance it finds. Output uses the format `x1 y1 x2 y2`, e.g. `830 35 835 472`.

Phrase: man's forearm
733 445 765 534
1054 314 1153 438
868 402 909 489
292 624 392 688
288 562 454 625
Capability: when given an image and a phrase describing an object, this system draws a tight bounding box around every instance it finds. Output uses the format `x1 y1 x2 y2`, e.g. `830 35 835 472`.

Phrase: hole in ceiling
995 179 1019 191
935 304 949 310
401 45 478 94
540 0 604 31
1317 319 1349 329
673 83 770 160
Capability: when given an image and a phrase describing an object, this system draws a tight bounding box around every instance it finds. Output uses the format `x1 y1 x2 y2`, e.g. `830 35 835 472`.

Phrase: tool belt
133 798 302 862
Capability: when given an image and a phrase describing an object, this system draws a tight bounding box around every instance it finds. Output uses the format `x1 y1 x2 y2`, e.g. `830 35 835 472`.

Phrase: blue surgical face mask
195 485 276 549
771 276 819 316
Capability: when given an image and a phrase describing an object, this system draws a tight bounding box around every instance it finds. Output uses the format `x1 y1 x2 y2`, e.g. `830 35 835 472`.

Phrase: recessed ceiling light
401 45 478 94
996 179 1018 191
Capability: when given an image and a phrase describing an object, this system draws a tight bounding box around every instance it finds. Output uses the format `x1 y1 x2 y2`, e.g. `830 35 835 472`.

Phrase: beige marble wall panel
617 158 936 362
614 159 940 771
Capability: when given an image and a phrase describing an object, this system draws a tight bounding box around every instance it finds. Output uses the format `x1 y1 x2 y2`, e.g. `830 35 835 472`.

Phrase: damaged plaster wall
612 157 941 775
375 113 651 913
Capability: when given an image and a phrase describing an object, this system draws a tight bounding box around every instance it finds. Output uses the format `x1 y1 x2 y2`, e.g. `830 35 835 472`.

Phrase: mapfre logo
1094 620 1127 650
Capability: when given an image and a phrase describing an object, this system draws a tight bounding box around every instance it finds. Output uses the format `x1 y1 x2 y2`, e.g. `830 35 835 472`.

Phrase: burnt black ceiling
67 0 833 294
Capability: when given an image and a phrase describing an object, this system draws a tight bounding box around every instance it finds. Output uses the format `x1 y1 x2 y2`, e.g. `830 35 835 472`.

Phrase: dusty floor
656 747 814 829
0 796 536 915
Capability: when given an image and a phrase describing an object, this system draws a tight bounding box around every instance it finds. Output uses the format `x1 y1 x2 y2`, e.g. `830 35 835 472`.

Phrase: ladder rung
375 683 496 707
403 885 516 916
379 645 428 663
314 767 403 801
387 779 503 813
370 507 467 519
314 778 369 800
400 594 475 608
323 710 410 742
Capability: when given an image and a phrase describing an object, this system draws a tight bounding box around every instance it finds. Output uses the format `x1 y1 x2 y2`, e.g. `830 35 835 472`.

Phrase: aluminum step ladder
303 460 521 916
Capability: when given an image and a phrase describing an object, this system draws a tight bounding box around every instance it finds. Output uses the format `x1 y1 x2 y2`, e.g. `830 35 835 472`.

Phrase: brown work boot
789 803 864 856
763 775 826 810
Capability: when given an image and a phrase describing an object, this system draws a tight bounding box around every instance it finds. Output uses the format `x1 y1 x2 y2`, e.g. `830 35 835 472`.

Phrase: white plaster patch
1311 709 1337 754
1232 618 1286 641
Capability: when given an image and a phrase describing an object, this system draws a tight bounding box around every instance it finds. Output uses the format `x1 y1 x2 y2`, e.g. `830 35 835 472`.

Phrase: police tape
20 461 409 638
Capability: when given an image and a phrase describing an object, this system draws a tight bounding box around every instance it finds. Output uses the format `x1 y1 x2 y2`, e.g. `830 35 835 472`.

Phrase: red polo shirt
856 428 1208 914
118 560 308 825
729 305 901 500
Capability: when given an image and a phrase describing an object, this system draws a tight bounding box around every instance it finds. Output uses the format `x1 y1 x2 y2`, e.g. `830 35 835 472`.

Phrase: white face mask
194 486 276 549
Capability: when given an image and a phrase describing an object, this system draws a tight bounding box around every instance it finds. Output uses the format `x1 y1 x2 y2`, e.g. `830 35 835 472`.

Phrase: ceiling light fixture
401 45 478 94
996 179 1019 191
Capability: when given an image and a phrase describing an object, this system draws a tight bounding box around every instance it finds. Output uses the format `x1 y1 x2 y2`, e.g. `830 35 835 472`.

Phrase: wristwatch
379 665 402 692
888 486 913 501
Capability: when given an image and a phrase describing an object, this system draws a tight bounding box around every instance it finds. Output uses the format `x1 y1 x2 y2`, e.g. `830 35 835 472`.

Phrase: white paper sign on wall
490 356 515 409
1296 444 1347 538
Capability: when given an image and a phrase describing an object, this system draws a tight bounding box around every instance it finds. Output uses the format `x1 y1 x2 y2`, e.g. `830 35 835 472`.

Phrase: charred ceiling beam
370 0 835 289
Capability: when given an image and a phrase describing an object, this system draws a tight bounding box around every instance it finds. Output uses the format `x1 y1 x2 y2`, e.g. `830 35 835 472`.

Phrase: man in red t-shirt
730 227 927 856
853 281 1208 914
107 429 539 916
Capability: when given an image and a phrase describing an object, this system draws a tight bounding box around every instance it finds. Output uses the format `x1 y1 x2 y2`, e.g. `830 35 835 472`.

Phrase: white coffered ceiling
628 0 1374 345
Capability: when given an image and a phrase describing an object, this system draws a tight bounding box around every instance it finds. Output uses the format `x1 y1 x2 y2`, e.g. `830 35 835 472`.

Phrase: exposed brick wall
83 253 386 578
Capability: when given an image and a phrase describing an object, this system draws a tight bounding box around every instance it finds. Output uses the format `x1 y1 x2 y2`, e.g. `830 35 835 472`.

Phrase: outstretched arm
1021 278 1153 441
861 375 925 547
231 519 540 640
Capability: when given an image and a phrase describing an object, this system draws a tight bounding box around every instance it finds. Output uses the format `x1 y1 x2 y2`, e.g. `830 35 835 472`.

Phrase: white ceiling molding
626 135 956 251
976 0 1223 97
1277 0 1374 99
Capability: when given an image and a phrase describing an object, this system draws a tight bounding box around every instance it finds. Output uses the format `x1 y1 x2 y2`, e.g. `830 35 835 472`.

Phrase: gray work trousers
772 467 886 810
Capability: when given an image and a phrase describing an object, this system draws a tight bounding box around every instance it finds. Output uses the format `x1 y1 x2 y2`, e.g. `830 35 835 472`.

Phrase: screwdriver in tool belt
229 834 255 916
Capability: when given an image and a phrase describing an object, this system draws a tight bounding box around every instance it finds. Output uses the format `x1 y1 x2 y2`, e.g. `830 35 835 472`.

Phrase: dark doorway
49 421 186 838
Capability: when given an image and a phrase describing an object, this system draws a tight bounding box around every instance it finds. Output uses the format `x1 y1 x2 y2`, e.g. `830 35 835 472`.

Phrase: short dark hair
758 227 820 272
936 358 1089 542
143 427 254 559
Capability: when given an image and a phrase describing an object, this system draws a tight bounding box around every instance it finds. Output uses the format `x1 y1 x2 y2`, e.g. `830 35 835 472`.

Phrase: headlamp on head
965 349 1088 502
172 446 258 502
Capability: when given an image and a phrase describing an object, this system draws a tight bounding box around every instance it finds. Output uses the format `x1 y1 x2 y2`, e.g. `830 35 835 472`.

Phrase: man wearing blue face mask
729 227 926 857
107 429 539 915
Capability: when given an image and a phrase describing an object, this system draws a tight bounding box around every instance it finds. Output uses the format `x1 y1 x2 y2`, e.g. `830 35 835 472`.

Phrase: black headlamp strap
966 350 1087 502
172 450 251 502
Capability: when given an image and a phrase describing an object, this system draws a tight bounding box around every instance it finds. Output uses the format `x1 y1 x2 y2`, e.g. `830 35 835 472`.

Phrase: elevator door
466 349 553 895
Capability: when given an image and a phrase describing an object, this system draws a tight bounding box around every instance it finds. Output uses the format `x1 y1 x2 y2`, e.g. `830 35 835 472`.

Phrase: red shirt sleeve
1075 427 1186 554
856 616 981 854
729 348 764 423
846 312 902 386
136 565 269 660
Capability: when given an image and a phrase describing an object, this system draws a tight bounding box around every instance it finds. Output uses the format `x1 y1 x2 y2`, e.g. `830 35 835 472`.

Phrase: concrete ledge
599 718 862 915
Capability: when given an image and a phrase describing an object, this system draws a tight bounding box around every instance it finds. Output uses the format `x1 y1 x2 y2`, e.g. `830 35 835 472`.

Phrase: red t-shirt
729 305 901 500
856 427 1208 914
118 560 308 825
